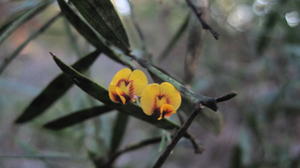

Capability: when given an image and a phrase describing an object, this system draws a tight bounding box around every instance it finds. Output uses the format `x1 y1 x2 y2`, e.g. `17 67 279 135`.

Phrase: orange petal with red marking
157 104 175 120
160 82 181 111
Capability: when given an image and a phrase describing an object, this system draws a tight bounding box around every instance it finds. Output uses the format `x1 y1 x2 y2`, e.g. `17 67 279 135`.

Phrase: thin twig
0 0 54 46
183 133 204 154
158 14 190 61
0 154 87 161
126 0 147 52
177 112 204 154
0 12 62 75
152 106 202 168
103 137 162 167
185 0 219 40
103 131 203 167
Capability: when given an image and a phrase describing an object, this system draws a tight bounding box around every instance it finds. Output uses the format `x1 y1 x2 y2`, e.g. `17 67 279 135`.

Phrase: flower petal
140 83 160 116
160 82 181 110
158 104 175 120
110 68 132 86
115 87 127 104
129 69 148 96
109 85 120 103
109 85 129 104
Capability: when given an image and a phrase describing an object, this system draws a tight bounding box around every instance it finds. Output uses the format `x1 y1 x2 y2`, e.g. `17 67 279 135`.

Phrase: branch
185 0 219 40
158 14 190 61
0 154 86 161
104 137 161 167
152 106 202 168
60 2 233 111
103 131 203 167
0 12 61 75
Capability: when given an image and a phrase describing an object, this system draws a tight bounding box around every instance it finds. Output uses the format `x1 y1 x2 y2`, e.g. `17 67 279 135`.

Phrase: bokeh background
0 0 300 167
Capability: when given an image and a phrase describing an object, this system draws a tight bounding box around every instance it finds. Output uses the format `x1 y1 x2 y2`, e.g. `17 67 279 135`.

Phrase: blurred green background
0 0 299 167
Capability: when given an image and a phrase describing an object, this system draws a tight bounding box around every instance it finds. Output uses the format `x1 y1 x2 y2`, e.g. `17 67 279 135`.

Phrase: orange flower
140 82 181 120
109 68 148 104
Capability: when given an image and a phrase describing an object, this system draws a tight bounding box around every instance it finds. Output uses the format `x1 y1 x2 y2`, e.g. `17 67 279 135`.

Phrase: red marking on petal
116 79 130 87
128 81 135 99
157 94 165 100
121 92 131 103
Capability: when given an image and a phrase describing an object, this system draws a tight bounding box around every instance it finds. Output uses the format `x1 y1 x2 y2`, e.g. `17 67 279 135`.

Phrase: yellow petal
160 82 181 110
129 69 148 96
109 85 129 104
109 68 132 86
115 87 127 104
108 85 120 103
140 83 160 116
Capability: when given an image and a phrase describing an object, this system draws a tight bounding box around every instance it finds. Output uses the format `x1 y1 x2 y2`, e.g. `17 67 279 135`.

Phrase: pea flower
140 82 181 120
109 68 148 104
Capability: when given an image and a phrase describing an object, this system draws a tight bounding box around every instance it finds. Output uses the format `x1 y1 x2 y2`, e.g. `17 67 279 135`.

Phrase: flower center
115 79 134 98
155 94 169 107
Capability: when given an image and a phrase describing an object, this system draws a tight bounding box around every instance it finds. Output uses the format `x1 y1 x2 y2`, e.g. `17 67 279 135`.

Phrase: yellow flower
109 68 148 104
141 82 181 120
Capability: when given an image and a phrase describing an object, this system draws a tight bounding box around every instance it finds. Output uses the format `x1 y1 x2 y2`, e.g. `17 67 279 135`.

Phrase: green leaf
0 13 61 75
57 0 131 67
57 0 104 48
15 50 102 124
110 112 129 154
51 55 182 131
70 0 130 51
0 0 53 46
43 105 113 130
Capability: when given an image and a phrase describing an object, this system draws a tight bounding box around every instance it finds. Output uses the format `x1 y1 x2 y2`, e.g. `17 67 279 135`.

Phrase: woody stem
152 106 202 168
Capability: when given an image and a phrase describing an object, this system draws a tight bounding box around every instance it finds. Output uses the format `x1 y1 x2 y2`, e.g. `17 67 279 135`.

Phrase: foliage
0 0 299 167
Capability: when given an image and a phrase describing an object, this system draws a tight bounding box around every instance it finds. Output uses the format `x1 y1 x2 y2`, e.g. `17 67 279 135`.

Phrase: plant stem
102 137 162 167
152 107 202 168
158 14 190 62
185 0 219 39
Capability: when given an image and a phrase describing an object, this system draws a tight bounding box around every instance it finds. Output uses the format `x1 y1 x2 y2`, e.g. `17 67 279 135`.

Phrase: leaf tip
14 115 27 124
49 52 57 59
216 92 237 103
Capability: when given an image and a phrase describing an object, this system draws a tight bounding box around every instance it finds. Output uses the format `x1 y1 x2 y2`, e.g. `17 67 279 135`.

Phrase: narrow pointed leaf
57 0 104 48
57 0 130 67
44 105 113 130
0 0 53 46
87 0 129 46
51 55 181 131
15 50 102 124
70 0 129 51
110 112 129 154
0 13 62 75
